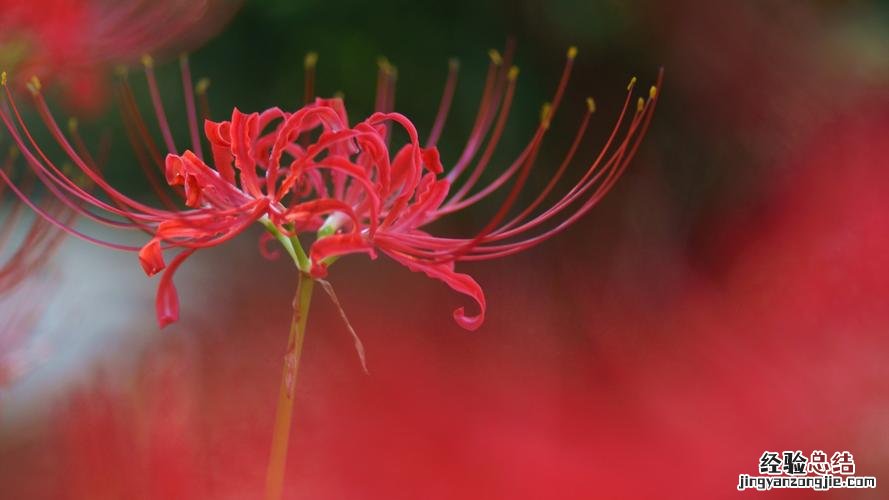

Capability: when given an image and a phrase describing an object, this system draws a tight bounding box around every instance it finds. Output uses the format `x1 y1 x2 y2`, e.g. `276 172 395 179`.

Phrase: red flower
0 47 660 330
0 0 240 112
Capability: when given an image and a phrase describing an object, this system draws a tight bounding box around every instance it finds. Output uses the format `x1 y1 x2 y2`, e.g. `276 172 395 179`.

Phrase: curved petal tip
138 239 166 276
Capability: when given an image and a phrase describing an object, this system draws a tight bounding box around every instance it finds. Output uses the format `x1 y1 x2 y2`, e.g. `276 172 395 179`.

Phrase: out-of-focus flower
0 150 70 387
0 151 70 295
52 336 202 500
0 0 240 112
0 282 49 387
0 48 660 330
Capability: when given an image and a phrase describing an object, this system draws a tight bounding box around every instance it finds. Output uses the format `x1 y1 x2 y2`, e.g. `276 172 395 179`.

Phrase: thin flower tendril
316 278 368 374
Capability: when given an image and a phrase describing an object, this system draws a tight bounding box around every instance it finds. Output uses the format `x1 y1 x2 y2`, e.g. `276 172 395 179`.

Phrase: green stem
289 234 310 270
264 271 315 500
260 216 310 271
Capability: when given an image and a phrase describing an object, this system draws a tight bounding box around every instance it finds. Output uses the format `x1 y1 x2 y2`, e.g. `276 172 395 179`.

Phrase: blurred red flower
0 0 240 113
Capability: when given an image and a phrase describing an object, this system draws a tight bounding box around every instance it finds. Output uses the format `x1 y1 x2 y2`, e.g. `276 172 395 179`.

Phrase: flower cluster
0 46 660 330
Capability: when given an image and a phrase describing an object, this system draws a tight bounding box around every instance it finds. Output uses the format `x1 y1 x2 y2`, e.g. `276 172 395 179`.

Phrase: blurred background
1 0 889 498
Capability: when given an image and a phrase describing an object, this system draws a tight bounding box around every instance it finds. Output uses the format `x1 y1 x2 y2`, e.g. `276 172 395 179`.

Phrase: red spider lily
0 0 240 112
0 47 660 331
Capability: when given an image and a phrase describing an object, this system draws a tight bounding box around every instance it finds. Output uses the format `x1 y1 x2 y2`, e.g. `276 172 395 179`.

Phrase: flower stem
264 271 315 500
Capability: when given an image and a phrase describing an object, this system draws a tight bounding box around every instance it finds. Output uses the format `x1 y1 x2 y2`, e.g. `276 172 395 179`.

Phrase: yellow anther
540 102 552 129
637 97 645 113
649 85 657 99
567 46 578 59
448 58 460 70
114 65 128 77
304 51 318 69
7 146 18 161
488 49 502 66
26 75 41 94
508 65 520 80
141 54 154 68
1 71 6 86
377 56 394 75
627 76 637 91
333 90 345 100
68 117 78 132
586 97 596 113
195 77 211 95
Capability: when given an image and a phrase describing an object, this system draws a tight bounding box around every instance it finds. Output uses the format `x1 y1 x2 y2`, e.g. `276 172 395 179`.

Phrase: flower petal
138 238 165 276
309 234 376 277
383 250 486 331
155 249 195 328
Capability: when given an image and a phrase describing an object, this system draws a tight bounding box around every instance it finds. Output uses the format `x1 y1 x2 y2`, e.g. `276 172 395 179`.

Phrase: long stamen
116 82 180 210
21 83 174 219
67 117 167 235
425 58 459 149
195 78 212 122
445 65 519 204
488 75 653 243
117 71 165 169
443 42 516 185
430 118 547 263
463 74 663 259
179 53 204 160
394 70 662 262
374 57 396 113
0 152 29 249
444 49 503 183
0 164 140 252
304 52 318 105
374 57 398 145
142 54 178 154
440 46 578 213
2 81 155 228
494 96 595 233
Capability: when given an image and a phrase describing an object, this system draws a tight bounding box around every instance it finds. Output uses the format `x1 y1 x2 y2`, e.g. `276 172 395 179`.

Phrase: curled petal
155 199 270 244
155 249 196 328
138 238 165 276
259 232 282 260
184 174 201 207
165 153 186 186
421 147 443 174
393 174 450 229
308 234 376 278
383 250 486 331
165 152 252 209
204 119 232 148
230 109 263 197
314 97 350 128
204 119 235 182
